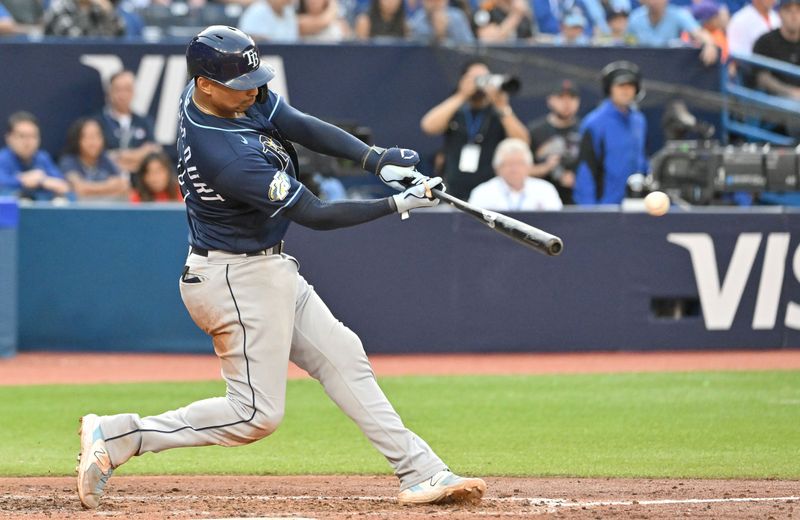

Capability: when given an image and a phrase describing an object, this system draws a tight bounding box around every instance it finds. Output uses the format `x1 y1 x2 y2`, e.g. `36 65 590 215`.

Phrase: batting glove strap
363 145 419 172
392 176 443 214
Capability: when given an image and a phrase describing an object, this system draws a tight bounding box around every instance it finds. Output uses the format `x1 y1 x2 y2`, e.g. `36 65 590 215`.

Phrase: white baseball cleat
76 414 114 509
397 469 486 505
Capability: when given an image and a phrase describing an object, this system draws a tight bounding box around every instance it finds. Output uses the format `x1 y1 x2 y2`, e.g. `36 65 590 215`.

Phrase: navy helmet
186 26 274 102
601 60 642 96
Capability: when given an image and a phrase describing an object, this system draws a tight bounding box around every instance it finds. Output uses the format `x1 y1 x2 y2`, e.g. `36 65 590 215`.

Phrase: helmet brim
224 63 275 91
610 72 638 86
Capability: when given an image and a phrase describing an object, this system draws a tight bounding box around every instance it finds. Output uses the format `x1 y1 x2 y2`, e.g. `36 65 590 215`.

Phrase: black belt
190 241 284 257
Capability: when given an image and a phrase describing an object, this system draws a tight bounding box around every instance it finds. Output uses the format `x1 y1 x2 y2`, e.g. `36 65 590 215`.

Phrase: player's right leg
77 252 298 509
287 271 486 505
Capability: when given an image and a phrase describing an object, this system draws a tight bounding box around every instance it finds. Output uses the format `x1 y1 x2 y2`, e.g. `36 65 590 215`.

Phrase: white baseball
644 191 670 217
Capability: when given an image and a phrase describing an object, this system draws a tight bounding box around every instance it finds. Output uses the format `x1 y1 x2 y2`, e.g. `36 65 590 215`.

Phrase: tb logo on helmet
243 49 259 70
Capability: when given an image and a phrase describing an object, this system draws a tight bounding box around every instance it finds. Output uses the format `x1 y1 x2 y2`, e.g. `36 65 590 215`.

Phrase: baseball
644 191 670 217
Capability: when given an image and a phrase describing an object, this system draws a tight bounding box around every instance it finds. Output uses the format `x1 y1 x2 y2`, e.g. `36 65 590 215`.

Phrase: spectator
238 0 299 41
116 1 145 37
43 0 126 37
0 3 17 35
627 0 719 65
753 0 800 99
553 9 591 43
1 0 47 35
527 79 582 204
60 117 130 201
420 59 530 199
594 8 634 44
408 0 475 43
1 0 45 25
473 0 535 43
531 0 561 33
690 1 729 61
298 0 351 41
129 152 181 203
0 112 71 202
96 70 161 176
468 137 563 210
574 61 648 205
354 0 408 39
727 0 780 57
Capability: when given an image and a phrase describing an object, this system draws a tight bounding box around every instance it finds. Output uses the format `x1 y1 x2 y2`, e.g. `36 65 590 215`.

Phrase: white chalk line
3 493 798 509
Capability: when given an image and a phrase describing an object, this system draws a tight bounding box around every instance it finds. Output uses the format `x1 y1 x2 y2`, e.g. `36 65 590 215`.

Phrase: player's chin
239 98 257 110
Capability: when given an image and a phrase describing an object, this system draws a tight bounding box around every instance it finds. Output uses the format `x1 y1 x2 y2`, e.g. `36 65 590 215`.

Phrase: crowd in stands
0 0 798 208
0 0 791 59
0 67 178 204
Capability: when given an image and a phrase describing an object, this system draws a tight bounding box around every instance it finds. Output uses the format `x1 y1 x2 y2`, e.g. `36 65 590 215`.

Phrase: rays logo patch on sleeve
268 171 291 202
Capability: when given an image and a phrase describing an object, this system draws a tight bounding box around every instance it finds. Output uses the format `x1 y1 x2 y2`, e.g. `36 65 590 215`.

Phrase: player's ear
195 77 214 96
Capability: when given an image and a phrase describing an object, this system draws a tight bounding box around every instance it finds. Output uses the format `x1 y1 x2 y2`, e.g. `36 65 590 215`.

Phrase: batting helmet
186 26 274 102
600 60 642 97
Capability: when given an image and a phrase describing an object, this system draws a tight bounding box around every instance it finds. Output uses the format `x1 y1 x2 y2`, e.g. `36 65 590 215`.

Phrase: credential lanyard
463 107 489 144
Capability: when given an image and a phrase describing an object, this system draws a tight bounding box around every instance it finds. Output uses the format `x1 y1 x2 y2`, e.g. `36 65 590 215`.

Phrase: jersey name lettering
178 115 226 202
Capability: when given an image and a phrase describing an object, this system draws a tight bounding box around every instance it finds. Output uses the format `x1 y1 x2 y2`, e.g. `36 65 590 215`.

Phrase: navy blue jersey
177 83 305 253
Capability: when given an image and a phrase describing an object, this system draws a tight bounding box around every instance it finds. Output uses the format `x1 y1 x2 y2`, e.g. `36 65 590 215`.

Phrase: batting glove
362 146 425 192
392 176 443 214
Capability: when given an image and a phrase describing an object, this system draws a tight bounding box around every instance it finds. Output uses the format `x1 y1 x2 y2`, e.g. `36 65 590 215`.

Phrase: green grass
1 372 798 479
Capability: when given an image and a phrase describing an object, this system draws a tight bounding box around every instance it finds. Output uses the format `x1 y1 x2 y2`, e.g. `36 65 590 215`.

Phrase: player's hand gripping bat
420 179 563 257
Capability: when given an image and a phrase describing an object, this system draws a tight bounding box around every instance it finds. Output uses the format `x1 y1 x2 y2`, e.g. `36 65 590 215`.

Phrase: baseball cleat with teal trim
397 469 486 505
76 414 114 509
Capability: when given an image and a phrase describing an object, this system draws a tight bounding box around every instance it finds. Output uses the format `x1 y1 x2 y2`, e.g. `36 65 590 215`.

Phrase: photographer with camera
420 59 529 200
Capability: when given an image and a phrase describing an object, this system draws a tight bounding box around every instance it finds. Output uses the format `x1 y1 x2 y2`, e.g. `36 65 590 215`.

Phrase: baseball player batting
76 25 485 509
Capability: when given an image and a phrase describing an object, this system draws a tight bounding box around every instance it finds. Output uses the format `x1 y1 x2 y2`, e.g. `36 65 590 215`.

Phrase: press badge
458 144 481 173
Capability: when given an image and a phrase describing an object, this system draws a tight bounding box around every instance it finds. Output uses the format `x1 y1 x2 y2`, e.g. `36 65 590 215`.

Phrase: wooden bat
430 188 564 256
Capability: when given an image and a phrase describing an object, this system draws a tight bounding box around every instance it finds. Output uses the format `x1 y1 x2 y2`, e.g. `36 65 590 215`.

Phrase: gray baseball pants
97 250 446 489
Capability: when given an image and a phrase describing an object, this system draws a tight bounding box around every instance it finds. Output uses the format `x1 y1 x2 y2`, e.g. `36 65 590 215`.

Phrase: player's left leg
287 269 485 504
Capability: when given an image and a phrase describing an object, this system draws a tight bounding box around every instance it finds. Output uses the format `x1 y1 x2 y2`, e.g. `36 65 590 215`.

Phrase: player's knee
247 409 284 439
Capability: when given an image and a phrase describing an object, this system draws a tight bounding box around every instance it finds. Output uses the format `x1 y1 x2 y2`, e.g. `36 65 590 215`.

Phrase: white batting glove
392 177 443 214
379 165 428 192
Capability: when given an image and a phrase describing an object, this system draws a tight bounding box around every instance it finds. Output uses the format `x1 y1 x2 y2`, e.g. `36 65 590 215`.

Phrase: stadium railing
721 52 800 146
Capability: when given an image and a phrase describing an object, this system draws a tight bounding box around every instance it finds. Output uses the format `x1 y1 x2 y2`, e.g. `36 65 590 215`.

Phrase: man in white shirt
468 137 563 211
239 0 299 42
728 0 780 56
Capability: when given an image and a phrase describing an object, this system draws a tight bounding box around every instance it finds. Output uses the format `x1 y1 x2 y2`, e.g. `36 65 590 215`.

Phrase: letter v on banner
667 233 762 331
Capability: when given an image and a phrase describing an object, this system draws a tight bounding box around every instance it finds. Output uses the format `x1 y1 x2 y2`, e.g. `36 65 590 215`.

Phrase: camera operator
574 60 649 205
420 59 529 200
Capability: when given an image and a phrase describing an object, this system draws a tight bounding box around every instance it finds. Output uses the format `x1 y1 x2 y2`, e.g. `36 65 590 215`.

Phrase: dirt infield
1 350 798 518
1 475 797 519
3 349 800 385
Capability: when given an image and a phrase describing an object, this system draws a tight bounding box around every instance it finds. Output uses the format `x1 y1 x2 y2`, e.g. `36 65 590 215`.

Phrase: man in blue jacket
574 61 648 205
0 111 71 201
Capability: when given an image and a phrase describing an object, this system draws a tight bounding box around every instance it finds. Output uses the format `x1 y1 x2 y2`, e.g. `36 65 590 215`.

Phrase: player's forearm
285 189 394 230
757 71 798 97
420 94 467 135
68 174 128 196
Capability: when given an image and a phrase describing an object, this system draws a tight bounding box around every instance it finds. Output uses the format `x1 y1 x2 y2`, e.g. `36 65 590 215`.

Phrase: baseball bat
430 188 564 256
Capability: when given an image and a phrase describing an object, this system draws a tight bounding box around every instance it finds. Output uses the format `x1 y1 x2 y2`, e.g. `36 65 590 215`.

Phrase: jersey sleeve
212 153 305 217
39 151 65 179
268 94 370 165
0 152 21 191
